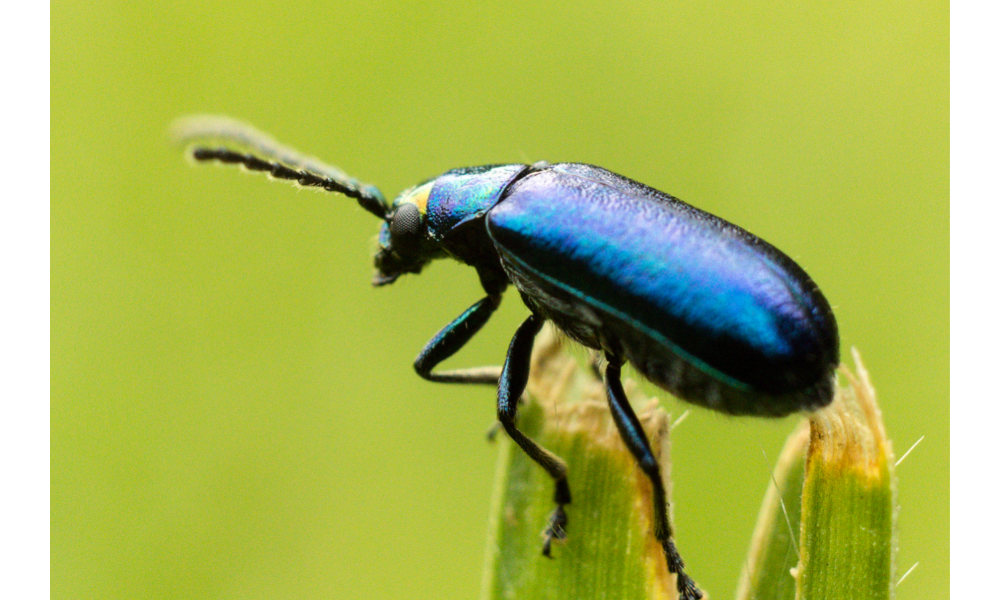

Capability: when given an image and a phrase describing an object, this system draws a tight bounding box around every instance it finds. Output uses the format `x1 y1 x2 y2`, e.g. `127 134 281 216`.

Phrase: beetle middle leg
604 356 702 600
498 313 571 557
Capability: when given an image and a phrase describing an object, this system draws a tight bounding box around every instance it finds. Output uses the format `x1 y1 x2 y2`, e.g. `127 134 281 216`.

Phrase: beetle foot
541 505 568 558
675 573 702 600
660 539 702 599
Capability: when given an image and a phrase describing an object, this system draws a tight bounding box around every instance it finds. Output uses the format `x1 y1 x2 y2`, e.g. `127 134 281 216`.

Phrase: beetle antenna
172 115 388 219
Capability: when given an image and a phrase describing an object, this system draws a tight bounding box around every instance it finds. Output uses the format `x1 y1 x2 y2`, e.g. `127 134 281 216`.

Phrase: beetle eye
390 203 422 249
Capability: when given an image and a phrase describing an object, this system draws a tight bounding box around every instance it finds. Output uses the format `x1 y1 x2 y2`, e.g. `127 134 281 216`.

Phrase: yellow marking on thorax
403 181 434 214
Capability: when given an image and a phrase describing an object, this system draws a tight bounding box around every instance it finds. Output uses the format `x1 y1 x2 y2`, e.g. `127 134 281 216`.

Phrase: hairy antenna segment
172 115 387 218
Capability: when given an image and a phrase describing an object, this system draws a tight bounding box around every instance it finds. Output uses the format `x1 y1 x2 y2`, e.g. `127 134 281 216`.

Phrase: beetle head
373 181 444 286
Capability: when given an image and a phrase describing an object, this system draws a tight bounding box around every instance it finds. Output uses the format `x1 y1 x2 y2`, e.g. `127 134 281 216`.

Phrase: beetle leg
497 314 572 557
604 358 702 600
414 295 503 385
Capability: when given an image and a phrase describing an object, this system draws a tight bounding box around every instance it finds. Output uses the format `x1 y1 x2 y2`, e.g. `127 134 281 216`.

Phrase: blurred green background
52 1 948 598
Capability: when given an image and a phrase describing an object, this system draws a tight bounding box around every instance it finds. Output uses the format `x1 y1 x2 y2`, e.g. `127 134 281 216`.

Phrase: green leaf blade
735 423 809 600
797 350 897 600
739 349 897 600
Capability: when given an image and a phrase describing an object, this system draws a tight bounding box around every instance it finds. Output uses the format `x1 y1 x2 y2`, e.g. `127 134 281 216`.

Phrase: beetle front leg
414 295 503 385
497 314 572 557
604 357 702 600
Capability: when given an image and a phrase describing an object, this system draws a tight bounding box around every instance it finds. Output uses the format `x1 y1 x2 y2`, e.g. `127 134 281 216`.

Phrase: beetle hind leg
497 314 573 557
604 358 703 600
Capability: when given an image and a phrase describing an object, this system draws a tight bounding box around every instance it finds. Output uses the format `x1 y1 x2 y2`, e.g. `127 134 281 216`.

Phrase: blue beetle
175 116 839 600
